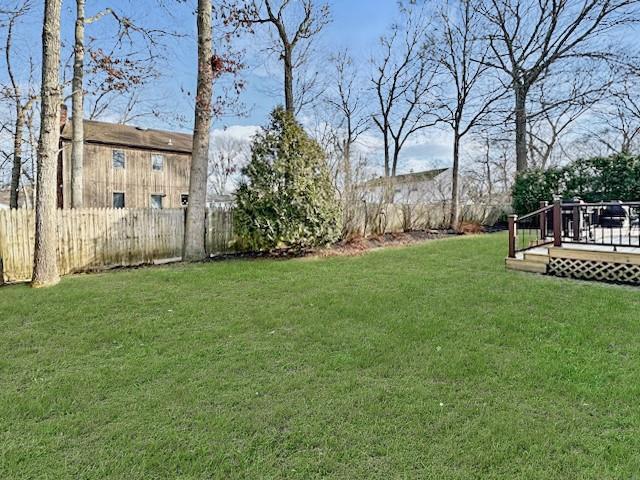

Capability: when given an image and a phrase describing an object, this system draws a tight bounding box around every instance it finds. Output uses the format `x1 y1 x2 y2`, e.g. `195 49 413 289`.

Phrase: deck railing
508 201 555 257
508 200 640 258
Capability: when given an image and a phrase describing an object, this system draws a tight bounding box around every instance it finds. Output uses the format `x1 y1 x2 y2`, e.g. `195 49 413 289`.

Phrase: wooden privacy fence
205 206 235 254
344 202 511 237
0 207 235 284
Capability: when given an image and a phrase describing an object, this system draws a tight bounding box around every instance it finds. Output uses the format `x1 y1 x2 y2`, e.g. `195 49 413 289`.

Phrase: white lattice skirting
549 257 640 285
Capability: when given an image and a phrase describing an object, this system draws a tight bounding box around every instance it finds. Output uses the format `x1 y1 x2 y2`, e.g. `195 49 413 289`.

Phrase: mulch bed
209 229 467 262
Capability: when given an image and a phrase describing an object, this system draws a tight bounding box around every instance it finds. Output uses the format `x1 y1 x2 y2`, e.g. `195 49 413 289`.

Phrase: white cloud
206 122 469 179
354 129 454 175
211 125 260 143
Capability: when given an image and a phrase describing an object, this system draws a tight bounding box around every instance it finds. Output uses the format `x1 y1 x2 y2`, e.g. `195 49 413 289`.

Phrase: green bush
512 154 640 214
563 155 640 201
512 168 563 214
234 108 341 250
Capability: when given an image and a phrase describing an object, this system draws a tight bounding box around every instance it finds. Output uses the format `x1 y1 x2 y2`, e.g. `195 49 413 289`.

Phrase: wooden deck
507 200 640 285
506 243 640 285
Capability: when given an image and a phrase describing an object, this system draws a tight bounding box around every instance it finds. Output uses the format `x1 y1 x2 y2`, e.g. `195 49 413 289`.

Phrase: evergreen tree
235 108 341 250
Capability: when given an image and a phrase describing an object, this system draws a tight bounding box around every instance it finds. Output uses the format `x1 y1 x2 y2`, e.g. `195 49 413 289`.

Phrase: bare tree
241 0 330 115
208 133 250 195
470 126 516 196
325 50 370 194
1 1 37 209
32 0 62 288
371 4 439 178
435 0 506 228
582 72 640 155
71 0 85 208
23 104 38 207
317 51 370 237
480 0 640 173
0 117 13 188
183 0 214 261
83 48 161 121
525 80 603 168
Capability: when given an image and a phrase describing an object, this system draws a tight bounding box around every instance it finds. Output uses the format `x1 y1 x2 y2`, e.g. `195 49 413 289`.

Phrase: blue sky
148 0 401 127
1 0 453 174
28 0 400 127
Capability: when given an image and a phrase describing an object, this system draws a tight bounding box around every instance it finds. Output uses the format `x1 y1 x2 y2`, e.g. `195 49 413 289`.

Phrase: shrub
234 108 341 250
563 154 640 202
512 154 640 214
512 168 563 214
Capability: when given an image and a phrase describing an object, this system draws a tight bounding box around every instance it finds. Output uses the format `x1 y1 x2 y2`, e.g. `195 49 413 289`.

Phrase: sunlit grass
1 233 639 479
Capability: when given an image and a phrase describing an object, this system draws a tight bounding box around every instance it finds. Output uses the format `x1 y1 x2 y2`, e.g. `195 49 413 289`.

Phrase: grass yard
1 233 640 479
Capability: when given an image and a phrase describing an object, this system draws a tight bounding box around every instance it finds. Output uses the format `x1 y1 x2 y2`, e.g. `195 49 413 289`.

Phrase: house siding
60 141 191 209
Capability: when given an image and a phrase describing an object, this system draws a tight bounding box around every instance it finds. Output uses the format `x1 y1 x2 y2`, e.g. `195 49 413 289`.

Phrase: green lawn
1 233 639 479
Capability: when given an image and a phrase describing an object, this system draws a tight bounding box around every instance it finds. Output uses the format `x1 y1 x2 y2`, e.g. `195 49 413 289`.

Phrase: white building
358 168 451 204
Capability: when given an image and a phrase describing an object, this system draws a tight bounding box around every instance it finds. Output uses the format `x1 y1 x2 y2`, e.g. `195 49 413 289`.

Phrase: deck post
539 200 548 240
508 214 517 258
553 199 562 247
572 197 582 242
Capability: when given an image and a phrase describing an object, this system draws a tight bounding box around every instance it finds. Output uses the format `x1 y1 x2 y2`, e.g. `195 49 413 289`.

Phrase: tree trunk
392 146 400 177
449 131 461 230
515 85 528 173
9 104 24 209
32 0 62 288
71 0 85 208
484 137 493 202
343 139 351 193
183 0 213 261
283 47 294 114
383 131 390 177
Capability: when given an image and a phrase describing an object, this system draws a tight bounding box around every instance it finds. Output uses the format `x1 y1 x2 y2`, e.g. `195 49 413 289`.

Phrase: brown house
59 119 192 209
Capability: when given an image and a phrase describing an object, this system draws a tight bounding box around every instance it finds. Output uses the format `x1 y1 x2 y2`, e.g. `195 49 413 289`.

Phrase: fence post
539 200 548 240
508 214 517 258
553 198 562 247
203 208 209 256
572 197 581 241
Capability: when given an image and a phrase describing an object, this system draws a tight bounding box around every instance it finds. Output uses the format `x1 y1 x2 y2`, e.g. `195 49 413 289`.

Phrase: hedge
512 154 640 214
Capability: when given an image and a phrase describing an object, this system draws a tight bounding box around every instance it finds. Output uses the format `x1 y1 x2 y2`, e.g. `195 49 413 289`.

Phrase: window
151 154 164 171
181 194 189 207
112 149 125 169
151 194 164 209
112 192 125 209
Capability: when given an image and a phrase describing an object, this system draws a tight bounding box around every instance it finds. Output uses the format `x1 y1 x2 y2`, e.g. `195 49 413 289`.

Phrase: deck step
524 252 550 265
505 257 548 274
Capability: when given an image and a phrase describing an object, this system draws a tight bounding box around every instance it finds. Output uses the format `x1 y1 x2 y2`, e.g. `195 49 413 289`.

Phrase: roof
61 120 193 154
361 168 450 188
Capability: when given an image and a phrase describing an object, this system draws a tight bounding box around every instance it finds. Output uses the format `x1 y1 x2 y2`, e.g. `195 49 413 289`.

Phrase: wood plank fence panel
0 207 236 284
344 202 512 237
0 209 35 282
205 206 234 255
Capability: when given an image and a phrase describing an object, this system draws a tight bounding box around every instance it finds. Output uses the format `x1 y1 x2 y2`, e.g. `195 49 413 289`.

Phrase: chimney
60 103 68 128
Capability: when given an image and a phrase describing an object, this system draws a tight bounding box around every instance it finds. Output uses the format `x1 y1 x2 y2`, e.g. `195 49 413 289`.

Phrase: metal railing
508 201 554 257
508 200 640 258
